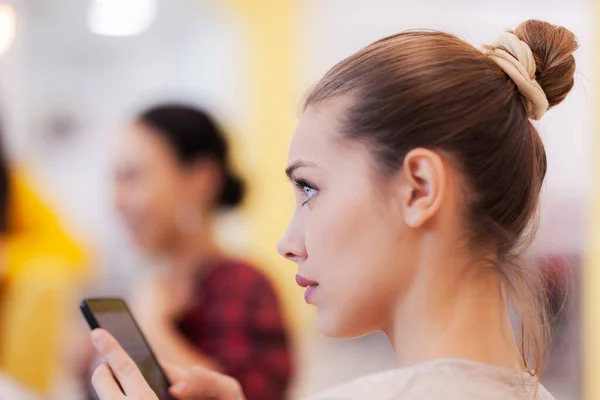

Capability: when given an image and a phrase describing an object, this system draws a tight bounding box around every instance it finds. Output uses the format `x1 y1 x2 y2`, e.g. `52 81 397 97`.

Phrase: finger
91 329 147 395
91 363 126 400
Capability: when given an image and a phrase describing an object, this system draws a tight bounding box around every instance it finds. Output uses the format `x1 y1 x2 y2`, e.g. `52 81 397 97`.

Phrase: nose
277 216 307 263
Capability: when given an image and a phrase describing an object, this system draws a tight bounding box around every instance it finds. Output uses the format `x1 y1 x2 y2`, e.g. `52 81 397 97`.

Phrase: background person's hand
90 329 245 400
165 364 245 400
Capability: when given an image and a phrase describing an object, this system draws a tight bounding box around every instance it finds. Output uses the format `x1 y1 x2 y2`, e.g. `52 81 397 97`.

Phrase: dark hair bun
138 103 246 209
219 171 245 208
514 20 578 109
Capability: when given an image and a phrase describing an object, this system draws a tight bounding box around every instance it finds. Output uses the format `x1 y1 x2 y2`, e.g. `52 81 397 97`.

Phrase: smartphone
80 298 174 400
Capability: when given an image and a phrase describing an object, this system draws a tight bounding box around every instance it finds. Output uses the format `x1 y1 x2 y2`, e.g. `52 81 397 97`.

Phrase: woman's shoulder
306 359 554 400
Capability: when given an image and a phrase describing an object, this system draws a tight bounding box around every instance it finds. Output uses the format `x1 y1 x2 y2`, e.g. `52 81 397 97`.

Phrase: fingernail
91 329 106 347
171 381 187 395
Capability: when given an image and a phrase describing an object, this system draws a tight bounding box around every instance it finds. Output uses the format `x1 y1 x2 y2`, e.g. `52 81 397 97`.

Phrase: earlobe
400 148 445 228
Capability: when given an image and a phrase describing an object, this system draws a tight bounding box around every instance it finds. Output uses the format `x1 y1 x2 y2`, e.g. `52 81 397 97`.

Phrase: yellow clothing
0 171 90 394
5 172 87 279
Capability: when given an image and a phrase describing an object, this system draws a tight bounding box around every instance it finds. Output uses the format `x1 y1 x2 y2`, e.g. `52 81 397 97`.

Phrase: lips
295 274 318 288
295 274 319 303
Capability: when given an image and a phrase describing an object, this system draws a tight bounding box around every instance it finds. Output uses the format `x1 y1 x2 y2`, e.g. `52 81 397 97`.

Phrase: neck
162 217 222 276
385 241 522 371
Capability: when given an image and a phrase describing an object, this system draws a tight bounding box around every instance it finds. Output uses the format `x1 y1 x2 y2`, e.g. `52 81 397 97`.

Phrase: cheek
119 179 180 235
306 188 399 274
305 189 406 336
138 172 181 214
121 183 161 218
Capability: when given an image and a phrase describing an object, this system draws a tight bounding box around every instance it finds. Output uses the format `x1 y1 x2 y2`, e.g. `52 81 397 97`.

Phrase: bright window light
88 0 156 37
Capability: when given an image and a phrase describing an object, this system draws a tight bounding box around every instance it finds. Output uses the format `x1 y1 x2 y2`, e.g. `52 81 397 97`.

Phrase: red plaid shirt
176 260 293 400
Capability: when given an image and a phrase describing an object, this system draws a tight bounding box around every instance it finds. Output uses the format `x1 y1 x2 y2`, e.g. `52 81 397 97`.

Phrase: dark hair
138 104 244 208
305 20 577 373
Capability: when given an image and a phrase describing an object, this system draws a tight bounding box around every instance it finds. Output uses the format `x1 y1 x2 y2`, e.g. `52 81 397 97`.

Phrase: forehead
288 97 354 165
117 123 169 161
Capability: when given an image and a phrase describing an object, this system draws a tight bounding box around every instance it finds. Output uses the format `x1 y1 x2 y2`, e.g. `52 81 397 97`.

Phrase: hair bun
514 20 578 109
219 171 245 208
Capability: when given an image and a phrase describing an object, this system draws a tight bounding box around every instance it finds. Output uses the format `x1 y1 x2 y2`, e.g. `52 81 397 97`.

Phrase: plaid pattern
177 260 293 400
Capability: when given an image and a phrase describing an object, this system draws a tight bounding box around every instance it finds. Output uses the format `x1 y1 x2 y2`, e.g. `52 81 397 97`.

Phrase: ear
398 148 446 228
186 159 222 208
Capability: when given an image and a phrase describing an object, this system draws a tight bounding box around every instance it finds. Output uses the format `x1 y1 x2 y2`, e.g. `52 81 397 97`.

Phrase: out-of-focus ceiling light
0 4 16 56
88 0 156 37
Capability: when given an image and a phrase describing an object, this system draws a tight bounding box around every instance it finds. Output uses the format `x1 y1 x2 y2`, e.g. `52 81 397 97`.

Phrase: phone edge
80 299 100 330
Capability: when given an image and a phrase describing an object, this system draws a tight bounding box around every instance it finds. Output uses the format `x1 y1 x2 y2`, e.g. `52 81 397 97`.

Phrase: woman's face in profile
278 97 417 338
113 123 194 252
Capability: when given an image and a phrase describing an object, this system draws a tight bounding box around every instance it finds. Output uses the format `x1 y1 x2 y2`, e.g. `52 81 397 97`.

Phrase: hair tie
485 32 549 120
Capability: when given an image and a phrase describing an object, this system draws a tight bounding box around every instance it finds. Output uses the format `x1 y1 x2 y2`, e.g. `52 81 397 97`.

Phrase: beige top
307 358 554 400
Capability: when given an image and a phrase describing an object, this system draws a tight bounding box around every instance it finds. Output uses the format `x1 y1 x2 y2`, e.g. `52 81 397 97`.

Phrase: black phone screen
81 298 173 400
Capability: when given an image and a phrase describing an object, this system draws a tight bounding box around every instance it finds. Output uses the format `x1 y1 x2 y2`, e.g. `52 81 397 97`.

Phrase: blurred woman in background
112 104 292 400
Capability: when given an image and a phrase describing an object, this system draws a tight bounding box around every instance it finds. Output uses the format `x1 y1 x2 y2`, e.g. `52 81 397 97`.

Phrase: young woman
109 104 292 400
90 19 577 399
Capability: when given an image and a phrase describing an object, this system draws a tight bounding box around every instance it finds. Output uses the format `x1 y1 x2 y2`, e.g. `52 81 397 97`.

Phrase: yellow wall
583 2 600 396
219 0 307 332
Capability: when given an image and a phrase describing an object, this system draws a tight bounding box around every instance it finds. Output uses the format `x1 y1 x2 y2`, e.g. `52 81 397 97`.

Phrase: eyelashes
293 177 312 190
293 177 319 206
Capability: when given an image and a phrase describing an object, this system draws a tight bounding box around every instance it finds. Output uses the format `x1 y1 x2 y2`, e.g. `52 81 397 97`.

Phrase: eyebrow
285 160 316 180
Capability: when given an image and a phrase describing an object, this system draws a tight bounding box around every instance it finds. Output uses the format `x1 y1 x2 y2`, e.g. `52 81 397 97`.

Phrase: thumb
161 362 188 383
168 366 243 400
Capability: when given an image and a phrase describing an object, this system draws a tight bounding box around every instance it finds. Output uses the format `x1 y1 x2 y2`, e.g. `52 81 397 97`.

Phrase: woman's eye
293 178 319 206
303 186 318 204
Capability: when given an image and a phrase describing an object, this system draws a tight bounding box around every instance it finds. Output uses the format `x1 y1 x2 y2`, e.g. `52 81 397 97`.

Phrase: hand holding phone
90 329 162 399
89 331 245 400
81 298 245 400
80 298 174 400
